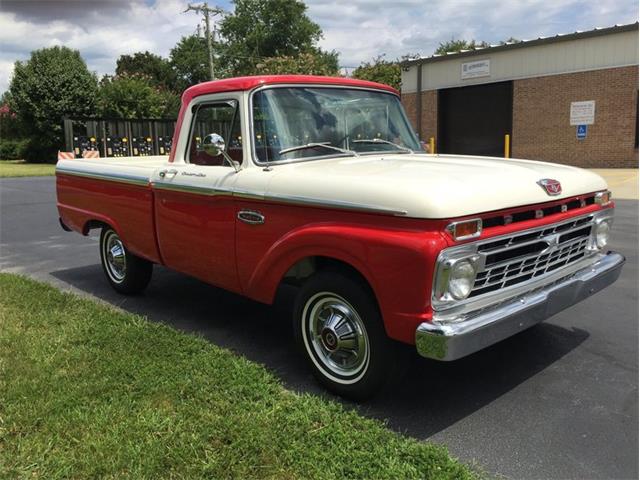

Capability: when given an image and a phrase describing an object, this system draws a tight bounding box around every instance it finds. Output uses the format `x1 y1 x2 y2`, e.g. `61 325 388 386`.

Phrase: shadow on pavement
51 263 589 439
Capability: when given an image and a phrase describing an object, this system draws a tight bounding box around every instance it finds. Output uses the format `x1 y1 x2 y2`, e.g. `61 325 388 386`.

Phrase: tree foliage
9 46 98 162
255 50 339 76
169 35 212 91
218 0 329 76
434 39 490 55
116 51 177 91
352 54 419 91
96 75 179 119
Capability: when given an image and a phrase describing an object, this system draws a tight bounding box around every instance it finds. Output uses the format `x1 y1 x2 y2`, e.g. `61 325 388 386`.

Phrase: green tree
9 46 98 162
255 50 339 76
116 51 177 91
353 54 419 91
169 35 212 91
97 75 178 119
434 39 490 55
218 0 330 76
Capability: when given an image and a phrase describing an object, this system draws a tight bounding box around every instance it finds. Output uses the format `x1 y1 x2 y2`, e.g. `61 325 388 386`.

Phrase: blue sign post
576 124 588 140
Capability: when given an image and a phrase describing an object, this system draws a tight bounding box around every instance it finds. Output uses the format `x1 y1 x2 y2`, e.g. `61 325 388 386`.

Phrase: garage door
438 81 512 157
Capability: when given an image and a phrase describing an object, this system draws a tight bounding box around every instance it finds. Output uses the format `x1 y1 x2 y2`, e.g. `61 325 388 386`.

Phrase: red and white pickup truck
56 75 624 399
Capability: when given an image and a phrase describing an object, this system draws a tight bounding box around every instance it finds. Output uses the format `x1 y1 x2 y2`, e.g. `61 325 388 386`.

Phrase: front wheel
293 271 399 400
100 227 152 294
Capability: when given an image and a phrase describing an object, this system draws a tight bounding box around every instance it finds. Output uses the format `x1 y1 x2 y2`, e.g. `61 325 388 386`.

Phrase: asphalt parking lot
1 176 638 479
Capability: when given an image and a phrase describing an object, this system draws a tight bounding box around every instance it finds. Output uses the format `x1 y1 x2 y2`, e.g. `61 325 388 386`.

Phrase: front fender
245 222 447 344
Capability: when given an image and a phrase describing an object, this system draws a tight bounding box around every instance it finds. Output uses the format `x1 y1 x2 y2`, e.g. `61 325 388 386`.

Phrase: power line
184 3 226 81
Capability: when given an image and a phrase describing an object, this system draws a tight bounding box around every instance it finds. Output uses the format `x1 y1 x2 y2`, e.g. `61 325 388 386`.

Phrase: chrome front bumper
416 251 625 361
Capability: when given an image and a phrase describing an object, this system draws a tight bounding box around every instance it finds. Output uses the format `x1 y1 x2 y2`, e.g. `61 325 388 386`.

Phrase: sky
0 0 637 93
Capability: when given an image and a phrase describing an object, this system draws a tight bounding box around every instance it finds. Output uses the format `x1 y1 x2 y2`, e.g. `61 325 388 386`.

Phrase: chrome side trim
150 182 234 197
260 192 408 216
56 167 149 186
150 183 407 216
417 251 625 361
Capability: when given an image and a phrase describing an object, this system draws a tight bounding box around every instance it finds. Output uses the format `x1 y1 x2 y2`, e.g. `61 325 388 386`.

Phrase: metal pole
185 3 225 81
203 3 215 80
504 134 510 158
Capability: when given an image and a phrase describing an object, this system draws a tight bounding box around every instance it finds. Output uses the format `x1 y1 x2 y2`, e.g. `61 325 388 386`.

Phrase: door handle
237 210 265 225
159 169 178 179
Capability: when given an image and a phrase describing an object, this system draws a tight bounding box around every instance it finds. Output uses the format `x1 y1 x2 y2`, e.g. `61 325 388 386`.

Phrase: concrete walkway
590 169 638 200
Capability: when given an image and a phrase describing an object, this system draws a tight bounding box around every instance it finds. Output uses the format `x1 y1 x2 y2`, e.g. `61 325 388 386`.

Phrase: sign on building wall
570 100 596 125
460 59 491 80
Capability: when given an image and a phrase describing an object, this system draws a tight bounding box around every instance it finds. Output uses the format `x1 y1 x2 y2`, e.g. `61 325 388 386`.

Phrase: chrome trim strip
260 192 408 216
151 182 234 197
150 183 407 215
417 251 625 361
56 167 149 186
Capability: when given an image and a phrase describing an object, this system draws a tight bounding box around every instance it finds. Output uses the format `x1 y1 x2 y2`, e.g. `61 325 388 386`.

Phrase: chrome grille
470 216 594 297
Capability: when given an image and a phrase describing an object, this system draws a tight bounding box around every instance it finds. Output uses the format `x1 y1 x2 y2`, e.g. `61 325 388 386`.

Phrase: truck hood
265 153 607 218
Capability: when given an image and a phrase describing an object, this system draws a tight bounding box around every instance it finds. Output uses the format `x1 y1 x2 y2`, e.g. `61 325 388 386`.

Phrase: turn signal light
595 191 612 206
446 218 482 241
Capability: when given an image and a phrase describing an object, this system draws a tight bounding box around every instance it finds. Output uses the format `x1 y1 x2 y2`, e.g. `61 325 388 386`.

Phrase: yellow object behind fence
504 134 510 158
429 137 435 154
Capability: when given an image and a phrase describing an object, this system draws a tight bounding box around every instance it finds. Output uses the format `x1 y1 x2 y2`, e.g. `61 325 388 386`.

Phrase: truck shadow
51 263 589 440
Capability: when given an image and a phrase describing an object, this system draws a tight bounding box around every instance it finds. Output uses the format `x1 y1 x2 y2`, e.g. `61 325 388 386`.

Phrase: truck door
151 98 243 293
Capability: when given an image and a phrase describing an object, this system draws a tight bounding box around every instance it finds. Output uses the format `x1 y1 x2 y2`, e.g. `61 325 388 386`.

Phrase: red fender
244 223 447 344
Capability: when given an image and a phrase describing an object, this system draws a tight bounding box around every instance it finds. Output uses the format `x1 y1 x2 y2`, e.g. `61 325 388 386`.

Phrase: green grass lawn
0 273 479 479
0 160 55 177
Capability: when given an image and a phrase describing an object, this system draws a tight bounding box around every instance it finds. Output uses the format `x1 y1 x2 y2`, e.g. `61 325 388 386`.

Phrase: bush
9 46 97 163
0 138 28 160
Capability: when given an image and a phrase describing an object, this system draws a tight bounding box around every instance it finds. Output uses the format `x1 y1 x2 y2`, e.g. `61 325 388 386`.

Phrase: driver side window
188 100 243 166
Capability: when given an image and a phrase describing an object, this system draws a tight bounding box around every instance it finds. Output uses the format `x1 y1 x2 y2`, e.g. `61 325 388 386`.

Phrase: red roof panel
181 75 399 103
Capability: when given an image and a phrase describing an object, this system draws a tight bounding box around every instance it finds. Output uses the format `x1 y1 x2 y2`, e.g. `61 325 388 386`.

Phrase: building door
438 81 512 157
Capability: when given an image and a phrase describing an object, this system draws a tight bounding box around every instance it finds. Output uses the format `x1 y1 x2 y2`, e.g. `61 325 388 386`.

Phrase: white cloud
0 0 637 93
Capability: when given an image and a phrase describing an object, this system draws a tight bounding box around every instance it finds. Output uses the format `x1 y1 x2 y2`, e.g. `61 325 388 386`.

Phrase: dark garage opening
438 81 513 157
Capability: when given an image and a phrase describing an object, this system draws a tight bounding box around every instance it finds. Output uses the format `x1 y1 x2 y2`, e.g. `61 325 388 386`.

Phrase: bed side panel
56 172 161 263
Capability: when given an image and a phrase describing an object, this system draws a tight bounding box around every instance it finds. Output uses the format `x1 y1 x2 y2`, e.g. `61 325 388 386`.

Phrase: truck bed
56 155 169 264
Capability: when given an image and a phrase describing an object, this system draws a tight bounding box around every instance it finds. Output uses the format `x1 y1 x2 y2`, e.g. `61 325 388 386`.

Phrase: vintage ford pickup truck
56 75 624 399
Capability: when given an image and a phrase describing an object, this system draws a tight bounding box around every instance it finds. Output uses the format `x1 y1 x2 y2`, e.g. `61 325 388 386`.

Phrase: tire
293 271 399 400
99 227 152 294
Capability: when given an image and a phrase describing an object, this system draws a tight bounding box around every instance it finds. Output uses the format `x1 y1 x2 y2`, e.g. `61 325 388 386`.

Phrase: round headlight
595 221 610 249
448 259 477 300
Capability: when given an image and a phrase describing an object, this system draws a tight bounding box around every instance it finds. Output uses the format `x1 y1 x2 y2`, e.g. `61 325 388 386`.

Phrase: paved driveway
1 176 637 479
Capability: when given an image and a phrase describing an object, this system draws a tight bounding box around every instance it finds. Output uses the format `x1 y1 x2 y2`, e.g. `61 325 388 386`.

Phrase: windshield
252 87 421 163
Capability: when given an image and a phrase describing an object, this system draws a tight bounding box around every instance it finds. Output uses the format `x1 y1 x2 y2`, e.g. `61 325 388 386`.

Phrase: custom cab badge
537 178 562 196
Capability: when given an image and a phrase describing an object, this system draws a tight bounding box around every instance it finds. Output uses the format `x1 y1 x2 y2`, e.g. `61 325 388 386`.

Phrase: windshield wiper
279 142 359 157
353 138 414 153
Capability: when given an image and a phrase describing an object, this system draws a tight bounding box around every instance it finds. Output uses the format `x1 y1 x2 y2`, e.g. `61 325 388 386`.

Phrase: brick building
401 23 638 168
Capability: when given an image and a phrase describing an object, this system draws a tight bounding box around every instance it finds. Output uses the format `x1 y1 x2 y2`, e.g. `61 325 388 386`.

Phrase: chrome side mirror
201 132 240 173
202 133 226 157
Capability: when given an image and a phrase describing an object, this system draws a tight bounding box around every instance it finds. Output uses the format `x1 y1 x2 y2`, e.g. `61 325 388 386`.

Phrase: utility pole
185 3 225 81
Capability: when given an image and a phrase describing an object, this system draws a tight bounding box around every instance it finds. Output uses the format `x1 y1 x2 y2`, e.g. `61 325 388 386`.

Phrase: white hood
266 153 607 218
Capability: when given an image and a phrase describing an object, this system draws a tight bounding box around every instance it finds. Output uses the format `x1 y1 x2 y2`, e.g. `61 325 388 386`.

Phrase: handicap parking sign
576 124 587 140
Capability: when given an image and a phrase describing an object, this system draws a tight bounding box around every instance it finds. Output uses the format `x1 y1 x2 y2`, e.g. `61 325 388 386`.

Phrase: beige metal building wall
401 24 639 168
402 28 638 93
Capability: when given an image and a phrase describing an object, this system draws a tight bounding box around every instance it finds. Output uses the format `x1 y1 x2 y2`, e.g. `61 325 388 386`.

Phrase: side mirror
202 133 226 157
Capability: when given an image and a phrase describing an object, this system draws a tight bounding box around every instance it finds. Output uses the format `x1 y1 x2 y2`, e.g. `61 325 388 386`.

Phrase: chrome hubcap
104 232 126 282
306 294 369 379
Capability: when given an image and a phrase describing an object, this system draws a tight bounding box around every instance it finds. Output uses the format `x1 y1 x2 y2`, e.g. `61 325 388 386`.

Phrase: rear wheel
100 227 152 294
293 271 398 400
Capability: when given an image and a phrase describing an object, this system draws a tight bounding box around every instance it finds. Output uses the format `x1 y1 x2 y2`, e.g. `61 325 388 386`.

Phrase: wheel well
83 219 110 235
282 256 374 294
